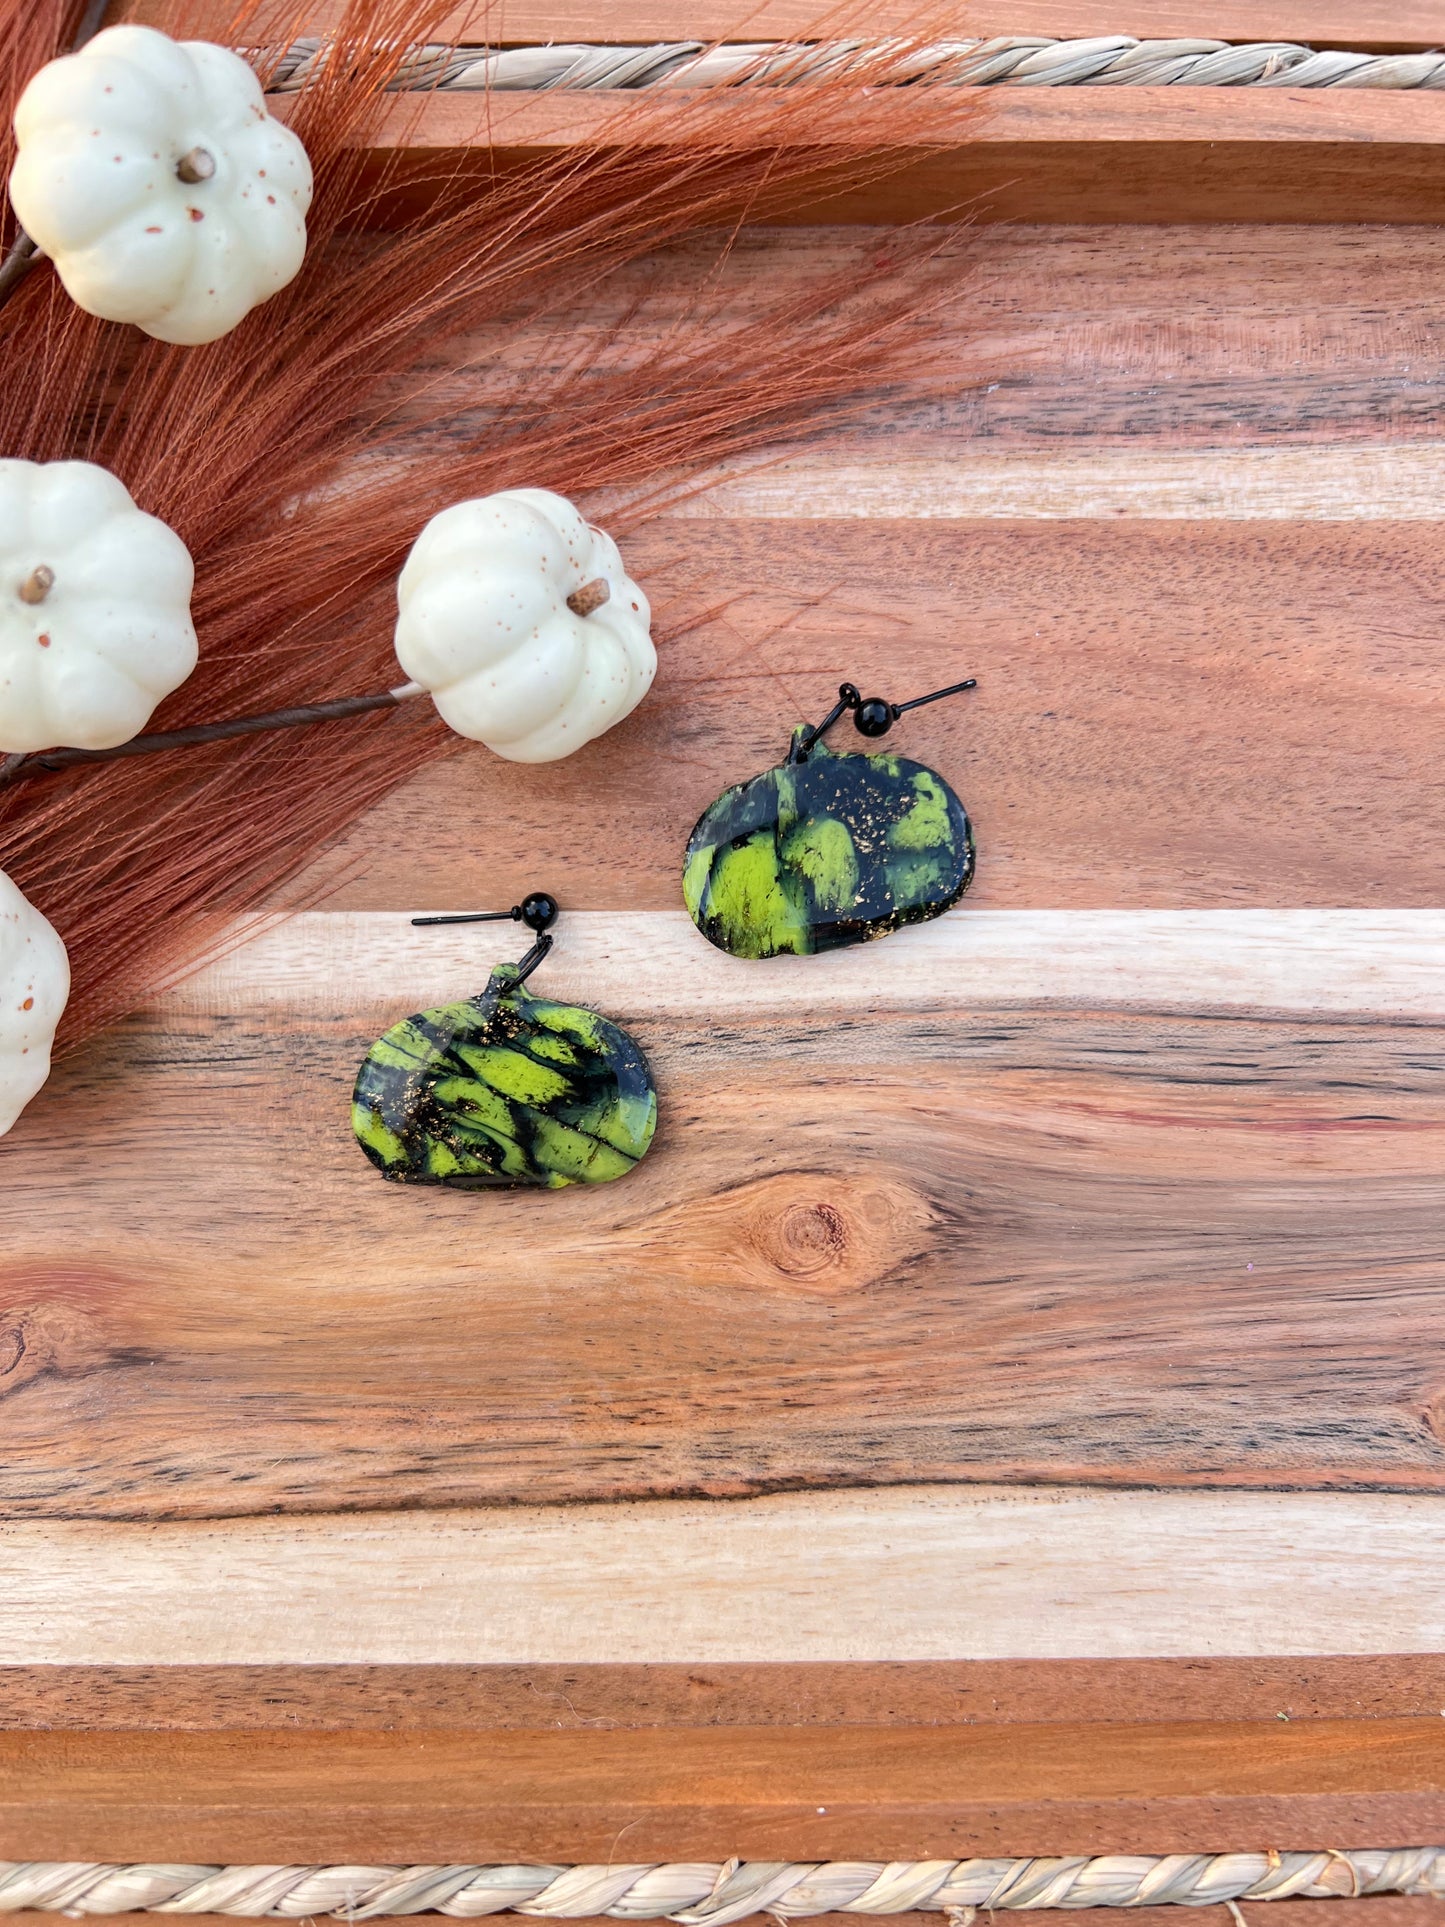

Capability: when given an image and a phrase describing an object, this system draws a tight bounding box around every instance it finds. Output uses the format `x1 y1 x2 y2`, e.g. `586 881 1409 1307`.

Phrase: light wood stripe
180 910 1445 1020
660 446 1445 521
4 1488 1445 1663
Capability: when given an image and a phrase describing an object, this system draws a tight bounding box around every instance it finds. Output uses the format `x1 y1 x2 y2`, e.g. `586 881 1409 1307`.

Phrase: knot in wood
0 1294 124 1398
770 1198 851 1278
0 1324 25 1377
729 1173 937 1294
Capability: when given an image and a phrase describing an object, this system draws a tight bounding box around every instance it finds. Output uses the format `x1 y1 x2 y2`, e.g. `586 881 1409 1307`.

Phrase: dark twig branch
0 684 429 786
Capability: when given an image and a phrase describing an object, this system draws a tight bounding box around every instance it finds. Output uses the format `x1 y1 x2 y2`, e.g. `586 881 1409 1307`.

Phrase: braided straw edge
265 36 1445 92
2 1851 1444 1919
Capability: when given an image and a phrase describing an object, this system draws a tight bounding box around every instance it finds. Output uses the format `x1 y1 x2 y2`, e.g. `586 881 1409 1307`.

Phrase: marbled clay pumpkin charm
684 678 977 961
352 895 656 1189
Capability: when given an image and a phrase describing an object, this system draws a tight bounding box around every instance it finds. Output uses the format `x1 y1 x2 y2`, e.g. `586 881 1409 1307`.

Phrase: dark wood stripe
311 226 1445 464
2 1718 1444 1859
348 90 1445 227
5 1658 1445 1729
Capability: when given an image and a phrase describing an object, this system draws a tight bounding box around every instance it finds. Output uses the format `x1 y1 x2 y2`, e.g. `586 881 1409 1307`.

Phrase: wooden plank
3 912 1443 1518
4 912 1445 1517
4 1490 1445 1660
3 1717 1444 1860
122 0 1445 56
663 447 1445 519
396 224 1445 458
8 1660 1445 1877
67 49 1418 226
7 1657 1445 1728
300 517 1445 914
341 90 1445 226
366 89 1445 159
184 911 1445 1017
300 223 1445 906
0 207 1438 1593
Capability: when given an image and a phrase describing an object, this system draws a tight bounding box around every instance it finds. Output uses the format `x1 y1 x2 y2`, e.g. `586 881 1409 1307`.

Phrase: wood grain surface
3 4 1445 1877
306 220 1445 911
4 1717 1445 1860
9 1657 1445 1880
343 88 1445 227
184 910 1445 1016
4 1489 1445 1660
8 1657 1445 1726
3 216 1444 1531
3 915 1444 1517
669 447 1445 520
4 97 1445 1888
307 517 1445 912
132 0 1445 55
131 0 1445 224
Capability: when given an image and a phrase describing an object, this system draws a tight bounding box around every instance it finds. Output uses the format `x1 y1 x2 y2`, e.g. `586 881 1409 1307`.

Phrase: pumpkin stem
18 566 54 605
175 147 217 185
566 576 610 617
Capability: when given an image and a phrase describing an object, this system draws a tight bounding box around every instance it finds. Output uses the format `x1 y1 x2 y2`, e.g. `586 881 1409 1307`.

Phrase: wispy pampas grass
0 0 984 1043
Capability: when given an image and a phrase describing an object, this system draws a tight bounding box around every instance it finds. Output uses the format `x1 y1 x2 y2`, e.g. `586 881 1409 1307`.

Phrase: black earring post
790 676 976 761
411 909 517 927
410 893 560 988
412 891 560 932
893 677 977 715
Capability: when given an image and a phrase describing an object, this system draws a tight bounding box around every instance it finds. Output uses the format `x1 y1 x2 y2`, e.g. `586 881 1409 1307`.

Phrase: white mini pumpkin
0 869 68 1139
0 458 197 754
9 25 312 346
395 488 656 763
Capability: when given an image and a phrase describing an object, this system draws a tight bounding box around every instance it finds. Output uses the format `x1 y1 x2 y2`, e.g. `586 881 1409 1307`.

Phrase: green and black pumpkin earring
683 677 977 961
352 892 657 1189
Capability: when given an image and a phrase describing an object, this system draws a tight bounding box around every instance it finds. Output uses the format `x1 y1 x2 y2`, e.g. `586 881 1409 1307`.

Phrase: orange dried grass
0 0 985 1045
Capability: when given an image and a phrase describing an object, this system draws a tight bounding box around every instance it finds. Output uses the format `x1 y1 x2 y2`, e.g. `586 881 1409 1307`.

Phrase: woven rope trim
265 36 1445 92
2 1851 1444 1918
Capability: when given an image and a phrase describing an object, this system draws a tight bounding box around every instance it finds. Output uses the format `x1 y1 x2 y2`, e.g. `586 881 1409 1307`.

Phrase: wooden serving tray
4 0 1445 1900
